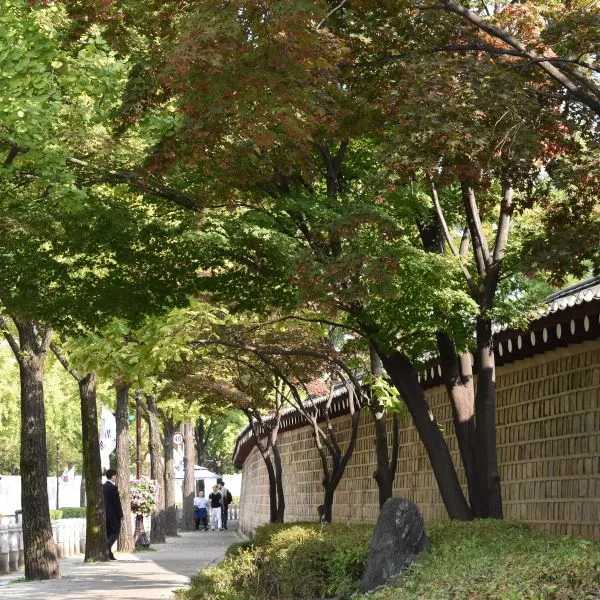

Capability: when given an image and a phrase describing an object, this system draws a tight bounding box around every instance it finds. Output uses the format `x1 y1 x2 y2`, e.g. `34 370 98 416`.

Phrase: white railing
0 517 86 575
0 510 180 575
228 504 240 521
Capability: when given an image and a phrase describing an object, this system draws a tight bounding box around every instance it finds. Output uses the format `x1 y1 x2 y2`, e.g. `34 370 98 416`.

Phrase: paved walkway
0 529 238 600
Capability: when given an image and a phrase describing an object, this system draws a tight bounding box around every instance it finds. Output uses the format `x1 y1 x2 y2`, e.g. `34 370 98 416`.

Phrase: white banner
99 405 116 470
174 444 185 477
61 466 75 484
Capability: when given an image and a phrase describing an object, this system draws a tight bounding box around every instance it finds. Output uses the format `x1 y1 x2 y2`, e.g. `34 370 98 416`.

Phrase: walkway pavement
0 528 238 600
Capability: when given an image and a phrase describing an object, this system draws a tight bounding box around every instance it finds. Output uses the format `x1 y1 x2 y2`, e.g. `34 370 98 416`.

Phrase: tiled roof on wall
233 277 600 468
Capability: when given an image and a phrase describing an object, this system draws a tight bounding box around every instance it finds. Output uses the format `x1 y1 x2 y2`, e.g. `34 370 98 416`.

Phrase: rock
361 497 428 592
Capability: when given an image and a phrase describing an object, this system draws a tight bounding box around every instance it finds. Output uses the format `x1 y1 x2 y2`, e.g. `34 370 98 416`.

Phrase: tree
147 394 166 544
0 318 60 579
182 419 196 531
114 381 134 551
50 344 109 562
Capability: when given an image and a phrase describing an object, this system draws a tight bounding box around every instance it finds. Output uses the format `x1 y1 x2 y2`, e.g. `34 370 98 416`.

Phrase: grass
363 520 600 600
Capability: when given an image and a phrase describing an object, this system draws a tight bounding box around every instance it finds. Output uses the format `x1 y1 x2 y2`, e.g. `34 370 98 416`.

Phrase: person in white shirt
193 491 209 531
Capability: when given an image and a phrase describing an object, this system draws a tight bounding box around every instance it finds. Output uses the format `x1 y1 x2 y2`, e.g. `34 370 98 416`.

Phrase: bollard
68 521 76 557
55 521 65 559
17 526 24 568
79 519 86 555
0 524 9 574
8 524 19 571
51 520 59 553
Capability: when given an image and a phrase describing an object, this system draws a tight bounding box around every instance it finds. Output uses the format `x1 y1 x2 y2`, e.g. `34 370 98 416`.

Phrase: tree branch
0 315 22 363
436 0 600 116
461 181 491 277
50 342 81 382
430 182 479 297
316 0 348 29
68 158 202 212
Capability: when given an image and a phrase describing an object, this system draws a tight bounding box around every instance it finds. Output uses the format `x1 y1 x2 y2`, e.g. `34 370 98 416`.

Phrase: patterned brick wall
239 340 600 539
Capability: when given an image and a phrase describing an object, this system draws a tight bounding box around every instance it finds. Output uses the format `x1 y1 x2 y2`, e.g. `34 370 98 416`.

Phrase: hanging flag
174 444 185 477
62 466 75 483
99 405 117 470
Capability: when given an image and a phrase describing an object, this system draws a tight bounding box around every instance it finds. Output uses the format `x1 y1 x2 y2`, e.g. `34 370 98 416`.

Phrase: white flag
61 466 75 484
174 444 185 477
99 405 116 470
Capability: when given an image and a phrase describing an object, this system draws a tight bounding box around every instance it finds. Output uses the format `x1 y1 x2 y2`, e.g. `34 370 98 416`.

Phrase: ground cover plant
179 521 599 600
363 521 600 600
177 522 374 600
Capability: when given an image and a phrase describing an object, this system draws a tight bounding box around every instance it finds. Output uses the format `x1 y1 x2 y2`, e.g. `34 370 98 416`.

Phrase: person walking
218 482 232 530
193 490 209 531
102 469 123 560
208 484 222 531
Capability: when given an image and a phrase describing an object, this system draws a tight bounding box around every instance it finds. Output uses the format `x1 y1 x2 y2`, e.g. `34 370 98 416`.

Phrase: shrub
177 522 374 600
49 509 63 520
224 540 254 559
61 507 86 518
362 520 600 600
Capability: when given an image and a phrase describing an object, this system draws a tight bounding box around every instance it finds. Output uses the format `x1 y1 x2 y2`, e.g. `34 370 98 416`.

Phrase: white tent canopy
174 465 219 505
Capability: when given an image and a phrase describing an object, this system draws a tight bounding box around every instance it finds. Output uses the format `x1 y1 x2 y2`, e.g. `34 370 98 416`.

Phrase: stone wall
239 340 600 539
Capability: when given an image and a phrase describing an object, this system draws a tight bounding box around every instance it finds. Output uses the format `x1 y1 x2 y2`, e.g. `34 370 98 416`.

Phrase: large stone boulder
361 497 428 592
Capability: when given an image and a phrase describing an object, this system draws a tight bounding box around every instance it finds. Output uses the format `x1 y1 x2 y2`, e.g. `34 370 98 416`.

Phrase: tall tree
182 420 196 531
0 318 60 579
115 382 134 552
147 394 166 544
50 344 109 562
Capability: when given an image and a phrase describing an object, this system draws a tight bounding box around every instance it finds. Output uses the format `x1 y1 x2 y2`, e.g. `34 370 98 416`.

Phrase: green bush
177 522 374 600
61 507 86 518
224 540 254 559
362 520 600 600
49 507 86 519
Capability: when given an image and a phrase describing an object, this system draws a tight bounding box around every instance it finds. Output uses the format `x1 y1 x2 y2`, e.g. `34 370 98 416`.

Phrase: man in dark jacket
103 469 124 560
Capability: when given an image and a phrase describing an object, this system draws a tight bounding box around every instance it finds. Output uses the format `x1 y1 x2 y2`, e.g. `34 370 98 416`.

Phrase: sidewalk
0 528 237 600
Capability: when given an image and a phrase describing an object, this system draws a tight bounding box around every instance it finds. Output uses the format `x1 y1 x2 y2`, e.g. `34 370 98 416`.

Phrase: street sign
173 432 184 446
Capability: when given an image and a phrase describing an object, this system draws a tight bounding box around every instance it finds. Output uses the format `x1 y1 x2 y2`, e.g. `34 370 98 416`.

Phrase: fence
0 513 151 575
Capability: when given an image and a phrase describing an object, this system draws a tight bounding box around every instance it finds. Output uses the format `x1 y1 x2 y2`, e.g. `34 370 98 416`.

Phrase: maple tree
1 1 597 558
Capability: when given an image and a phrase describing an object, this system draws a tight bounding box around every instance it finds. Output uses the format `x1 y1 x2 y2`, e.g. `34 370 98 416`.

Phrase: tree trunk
115 383 134 552
474 317 503 518
80 474 86 508
372 412 394 508
380 349 473 520
272 443 285 522
14 320 61 580
436 331 478 514
194 418 206 466
321 488 335 523
369 345 397 508
263 453 279 523
147 396 166 544
162 417 177 536
182 420 196 531
78 373 109 562
247 418 280 524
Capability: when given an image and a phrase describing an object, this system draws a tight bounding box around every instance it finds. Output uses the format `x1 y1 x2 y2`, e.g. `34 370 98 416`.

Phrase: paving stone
0 529 237 600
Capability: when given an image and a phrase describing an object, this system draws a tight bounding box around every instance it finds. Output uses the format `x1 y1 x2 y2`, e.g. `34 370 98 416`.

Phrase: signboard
173 432 184 446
